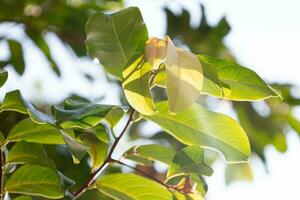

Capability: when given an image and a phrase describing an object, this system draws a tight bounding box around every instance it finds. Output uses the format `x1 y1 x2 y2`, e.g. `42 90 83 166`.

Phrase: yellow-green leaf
122 55 156 115
5 165 63 199
166 37 203 113
0 70 8 88
144 101 250 163
96 173 173 200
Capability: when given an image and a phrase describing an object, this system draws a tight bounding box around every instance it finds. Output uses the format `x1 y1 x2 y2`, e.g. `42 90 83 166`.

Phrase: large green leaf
86 7 148 78
14 196 33 200
122 55 156 115
165 37 203 113
0 70 8 88
80 131 108 170
5 165 63 199
6 118 64 144
0 90 55 124
123 144 175 166
7 141 56 169
53 99 126 129
144 101 250 163
199 55 280 100
96 173 172 200
167 146 213 179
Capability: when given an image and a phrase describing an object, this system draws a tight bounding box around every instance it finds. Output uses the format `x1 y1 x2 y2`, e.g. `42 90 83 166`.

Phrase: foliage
0 2 294 200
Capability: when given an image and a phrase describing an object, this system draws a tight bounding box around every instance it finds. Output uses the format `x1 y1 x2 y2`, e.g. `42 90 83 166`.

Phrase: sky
1 0 300 199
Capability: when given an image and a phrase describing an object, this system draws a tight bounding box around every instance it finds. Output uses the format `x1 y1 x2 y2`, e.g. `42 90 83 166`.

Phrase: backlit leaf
145 38 166 70
7 141 56 169
225 163 253 185
86 7 148 78
122 56 156 115
5 165 63 199
199 55 280 100
167 146 213 179
165 37 203 113
144 101 250 163
6 118 64 144
96 173 172 200
80 131 108 170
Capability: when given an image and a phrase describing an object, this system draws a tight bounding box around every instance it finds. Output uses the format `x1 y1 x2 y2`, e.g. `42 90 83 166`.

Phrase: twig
73 109 135 199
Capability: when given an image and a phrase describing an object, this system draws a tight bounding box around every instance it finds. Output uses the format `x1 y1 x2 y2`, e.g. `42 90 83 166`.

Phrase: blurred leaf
0 70 8 88
96 173 172 199
5 165 63 199
6 118 64 144
7 141 56 169
61 130 88 164
123 144 175 166
80 131 108 171
144 101 250 163
7 39 25 75
26 30 60 76
86 7 148 78
53 99 126 129
199 55 280 100
225 163 253 185
14 196 33 200
165 37 203 113
167 146 213 180
0 90 55 124
287 113 300 136
122 55 156 115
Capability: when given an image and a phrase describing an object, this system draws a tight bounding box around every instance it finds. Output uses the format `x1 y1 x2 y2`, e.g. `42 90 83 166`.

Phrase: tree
0 6 284 199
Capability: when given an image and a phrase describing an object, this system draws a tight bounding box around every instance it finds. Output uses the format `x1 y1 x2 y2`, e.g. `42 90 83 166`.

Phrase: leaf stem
110 159 180 192
72 109 135 199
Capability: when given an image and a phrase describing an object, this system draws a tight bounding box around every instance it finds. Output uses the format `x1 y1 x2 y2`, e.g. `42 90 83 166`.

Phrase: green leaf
122 55 157 115
144 101 250 163
7 39 25 75
80 131 108 170
123 144 175 166
167 146 213 179
96 173 172 200
225 163 253 185
6 118 64 144
199 55 280 100
61 130 88 164
5 165 63 199
165 37 203 113
0 90 55 124
0 131 4 146
0 70 8 88
14 196 33 200
86 7 148 78
7 141 56 169
287 113 300 136
53 99 126 129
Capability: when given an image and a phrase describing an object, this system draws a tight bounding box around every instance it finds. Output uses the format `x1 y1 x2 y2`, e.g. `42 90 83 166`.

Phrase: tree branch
73 109 135 199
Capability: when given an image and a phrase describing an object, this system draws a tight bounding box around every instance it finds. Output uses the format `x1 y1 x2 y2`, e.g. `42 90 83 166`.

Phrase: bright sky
1 0 300 199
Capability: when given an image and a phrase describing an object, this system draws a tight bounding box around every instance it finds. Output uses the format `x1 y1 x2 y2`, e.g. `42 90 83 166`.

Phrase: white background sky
1 0 300 199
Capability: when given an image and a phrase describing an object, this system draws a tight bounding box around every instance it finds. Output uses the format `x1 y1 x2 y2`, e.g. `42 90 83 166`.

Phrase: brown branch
73 109 135 199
